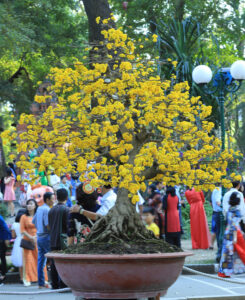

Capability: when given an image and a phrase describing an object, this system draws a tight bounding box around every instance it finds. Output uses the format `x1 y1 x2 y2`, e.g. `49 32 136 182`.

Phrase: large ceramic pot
46 251 192 299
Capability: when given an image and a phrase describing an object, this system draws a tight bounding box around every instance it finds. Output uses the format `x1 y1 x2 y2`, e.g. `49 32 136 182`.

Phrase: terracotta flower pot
46 251 192 299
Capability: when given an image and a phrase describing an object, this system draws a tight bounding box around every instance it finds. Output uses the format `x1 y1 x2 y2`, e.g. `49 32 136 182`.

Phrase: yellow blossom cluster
2 25 240 202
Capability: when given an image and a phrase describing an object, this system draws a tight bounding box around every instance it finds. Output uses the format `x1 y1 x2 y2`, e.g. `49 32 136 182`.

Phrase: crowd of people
1 164 245 286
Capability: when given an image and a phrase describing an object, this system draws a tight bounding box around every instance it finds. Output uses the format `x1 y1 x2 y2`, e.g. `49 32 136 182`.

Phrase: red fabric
185 188 210 249
66 174 71 180
234 230 245 265
167 195 181 232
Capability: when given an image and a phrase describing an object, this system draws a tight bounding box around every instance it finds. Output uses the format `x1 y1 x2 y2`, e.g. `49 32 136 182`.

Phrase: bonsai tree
2 18 240 246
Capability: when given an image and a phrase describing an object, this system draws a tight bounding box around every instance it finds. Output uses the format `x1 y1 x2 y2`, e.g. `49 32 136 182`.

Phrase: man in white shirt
96 185 117 216
70 184 117 220
223 181 245 222
210 186 222 249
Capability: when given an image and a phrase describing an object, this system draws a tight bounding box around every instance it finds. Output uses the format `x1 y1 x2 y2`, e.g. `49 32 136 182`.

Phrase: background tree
0 0 87 115
109 0 223 39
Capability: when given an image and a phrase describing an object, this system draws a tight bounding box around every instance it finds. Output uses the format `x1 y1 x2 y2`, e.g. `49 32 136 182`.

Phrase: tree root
85 197 155 244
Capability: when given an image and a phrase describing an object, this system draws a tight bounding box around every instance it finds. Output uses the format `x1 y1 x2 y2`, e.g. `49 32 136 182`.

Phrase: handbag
20 238 35 250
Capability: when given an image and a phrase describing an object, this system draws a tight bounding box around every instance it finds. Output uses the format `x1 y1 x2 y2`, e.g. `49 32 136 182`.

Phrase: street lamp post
192 60 245 261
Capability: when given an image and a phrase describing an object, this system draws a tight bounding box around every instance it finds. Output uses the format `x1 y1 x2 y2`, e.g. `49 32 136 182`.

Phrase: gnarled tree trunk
86 188 154 243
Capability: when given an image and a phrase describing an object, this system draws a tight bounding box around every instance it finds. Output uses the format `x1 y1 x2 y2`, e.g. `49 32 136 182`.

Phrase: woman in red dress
185 188 210 249
163 186 181 247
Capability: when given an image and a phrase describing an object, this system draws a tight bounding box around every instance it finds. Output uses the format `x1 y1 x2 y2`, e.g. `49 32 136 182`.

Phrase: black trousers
50 247 66 289
165 232 181 248
0 241 7 276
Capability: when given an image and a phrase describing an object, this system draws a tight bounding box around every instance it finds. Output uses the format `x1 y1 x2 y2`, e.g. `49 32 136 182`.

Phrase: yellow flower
152 34 158 43
107 43 113 50
96 16 101 24
172 61 178 68
9 154 16 160
120 155 129 163
132 195 139 204
120 61 132 71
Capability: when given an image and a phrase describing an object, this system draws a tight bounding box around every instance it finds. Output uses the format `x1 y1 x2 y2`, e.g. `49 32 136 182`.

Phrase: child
143 207 160 238
218 192 245 278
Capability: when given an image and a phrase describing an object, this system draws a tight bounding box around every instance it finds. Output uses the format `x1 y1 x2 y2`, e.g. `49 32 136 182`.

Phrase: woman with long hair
20 199 48 287
163 186 181 247
3 168 16 217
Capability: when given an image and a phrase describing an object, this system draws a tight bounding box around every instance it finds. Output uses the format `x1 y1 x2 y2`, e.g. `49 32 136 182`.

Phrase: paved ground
1 274 245 300
165 274 245 299
181 240 218 265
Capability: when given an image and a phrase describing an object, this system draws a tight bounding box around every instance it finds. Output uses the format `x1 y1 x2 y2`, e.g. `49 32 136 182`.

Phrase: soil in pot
61 239 182 255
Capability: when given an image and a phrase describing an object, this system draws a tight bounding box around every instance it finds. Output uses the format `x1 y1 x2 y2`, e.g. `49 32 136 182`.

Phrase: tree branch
9 66 30 83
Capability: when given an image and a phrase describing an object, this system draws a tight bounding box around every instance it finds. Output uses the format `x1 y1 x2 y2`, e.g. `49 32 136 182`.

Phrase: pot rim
46 250 193 260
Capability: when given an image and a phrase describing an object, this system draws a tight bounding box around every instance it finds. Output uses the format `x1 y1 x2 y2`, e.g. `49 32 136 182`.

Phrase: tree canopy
3 21 239 193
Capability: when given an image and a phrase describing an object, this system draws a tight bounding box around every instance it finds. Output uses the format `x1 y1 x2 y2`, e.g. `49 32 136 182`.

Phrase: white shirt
97 190 117 216
49 174 60 191
223 188 245 221
211 187 222 212
136 192 145 213
175 186 181 207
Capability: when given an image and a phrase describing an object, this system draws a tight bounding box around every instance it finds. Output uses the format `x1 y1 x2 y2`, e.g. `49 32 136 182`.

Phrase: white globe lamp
230 60 245 80
192 65 213 84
